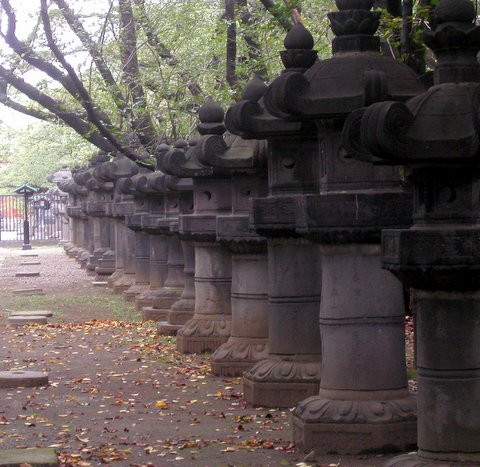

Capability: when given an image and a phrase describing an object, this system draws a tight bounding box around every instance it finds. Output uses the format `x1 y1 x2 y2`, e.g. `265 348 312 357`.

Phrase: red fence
0 193 64 242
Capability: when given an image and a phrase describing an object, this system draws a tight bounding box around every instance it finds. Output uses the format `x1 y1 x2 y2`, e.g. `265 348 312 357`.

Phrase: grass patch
1 293 141 322
407 368 417 380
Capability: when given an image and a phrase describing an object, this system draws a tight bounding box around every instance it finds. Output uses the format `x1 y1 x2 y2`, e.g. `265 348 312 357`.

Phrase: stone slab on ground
0 448 57 466
9 310 53 317
20 261 41 266
92 281 108 287
12 287 44 296
0 371 49 389
14 271 40 277
20 253 39 258
7 315 48 326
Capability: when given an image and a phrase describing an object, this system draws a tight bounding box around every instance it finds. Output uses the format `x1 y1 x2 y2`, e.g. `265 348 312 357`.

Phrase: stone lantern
193 109 269 376
162 101 233 353
344 0 480 463
49 165 72 244
103 159 139 292
139 158 189 327
71 166 95 267
83 154 115 279
261 0 424 453
121 173 152 302
61 177 88 258
225 27 323 407
152 173 195 335
92 156 139 290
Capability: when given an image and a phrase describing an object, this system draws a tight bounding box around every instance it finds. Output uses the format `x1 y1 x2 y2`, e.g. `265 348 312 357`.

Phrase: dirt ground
0 245 401 467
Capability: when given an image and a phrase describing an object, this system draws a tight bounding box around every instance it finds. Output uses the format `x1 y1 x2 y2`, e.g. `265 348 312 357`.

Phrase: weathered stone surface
157 238 195 334
144 236 184 320
15 271 40 277
191 117 270 375
211 253 269 376
292 244 416 453
20 261 41 266
177 242 232 353
10 310 53 317
243 0 420 450
242 239 322 407
226 39 323 406
92 281 108 287
7 316 48 326
343 0 480 463
12 288 44 296
0 448 57 466
0 371 49 388
20 253 38 258
158 109 234 353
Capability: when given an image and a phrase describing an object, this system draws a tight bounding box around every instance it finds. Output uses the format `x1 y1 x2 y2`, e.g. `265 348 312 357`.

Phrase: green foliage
0 122 94 192
0 0 335 155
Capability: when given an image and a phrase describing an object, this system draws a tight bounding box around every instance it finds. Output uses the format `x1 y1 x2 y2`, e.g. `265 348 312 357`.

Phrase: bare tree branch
0 64 116 152
132 0 203 98
256 0 292 31
0 0 82 101
0 79 56 122
238 0 267 80
52 0 128 115
40 0 148 163
118 0 157 151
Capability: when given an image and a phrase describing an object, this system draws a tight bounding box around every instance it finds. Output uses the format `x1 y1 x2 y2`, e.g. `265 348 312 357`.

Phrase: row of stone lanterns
56 0 479 463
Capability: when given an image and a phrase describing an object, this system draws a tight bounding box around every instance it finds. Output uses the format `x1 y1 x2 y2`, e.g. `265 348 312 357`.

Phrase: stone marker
92 281 108 287
7 316 48 326
14 271 40 277
20 253 38 258
20 261 41 266
9 310 53 317
0 370 49 388
0 448 57 466
12 288 44 296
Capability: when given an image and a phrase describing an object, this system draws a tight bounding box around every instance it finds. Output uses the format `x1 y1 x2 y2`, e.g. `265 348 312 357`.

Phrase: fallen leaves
0 315 296 467
154 400 169 409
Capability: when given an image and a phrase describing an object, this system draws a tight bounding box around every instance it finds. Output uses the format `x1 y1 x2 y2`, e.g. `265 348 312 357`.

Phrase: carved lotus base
384 451 480 466
67 248 80 258
95 266 115 276
151 287 183 309
86 261 98 272
211 338 269 377
77 251 89 262
171 297 195 313
107 270 123 287
293 393 417 454
176 317 231 354
138 288 163 302
134 292 153 311
156 321 182 336
168 307 194 326
112 273 136 293
242 358 322 408
142 307 168 322
123 284 149 302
